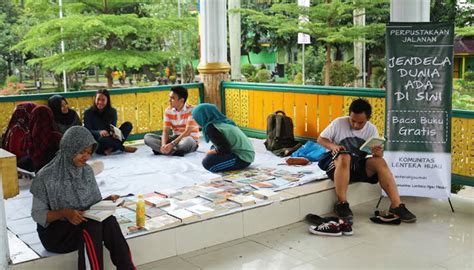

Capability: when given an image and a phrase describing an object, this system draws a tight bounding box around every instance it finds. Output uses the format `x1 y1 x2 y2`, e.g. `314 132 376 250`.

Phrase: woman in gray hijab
30 126 135 270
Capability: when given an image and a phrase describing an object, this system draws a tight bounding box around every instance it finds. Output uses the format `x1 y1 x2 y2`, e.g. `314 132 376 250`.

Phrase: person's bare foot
104 148 113 155
124 146 137 153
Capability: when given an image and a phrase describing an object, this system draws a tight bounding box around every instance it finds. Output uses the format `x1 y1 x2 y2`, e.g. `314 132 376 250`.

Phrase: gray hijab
30 126 102 211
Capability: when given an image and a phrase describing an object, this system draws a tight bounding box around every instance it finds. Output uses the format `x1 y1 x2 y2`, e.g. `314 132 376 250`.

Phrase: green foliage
430 0 456 24
464 72 474 82
6 75 19 84
326 61 359 87
285 63 301 81
0 60 7 84
452 91 474 110
255 69 271 83
451 184 465 194
13 1 196 87
370 66 385 88
456 26 474 37
304 46 325 85
289 72 302 85
241 63 257 80
71 81 82 91
237 0 388 85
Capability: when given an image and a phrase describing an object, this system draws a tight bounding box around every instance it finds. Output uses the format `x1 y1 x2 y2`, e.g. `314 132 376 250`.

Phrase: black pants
202 152 251 173
37 217 135 270
96 122 133 155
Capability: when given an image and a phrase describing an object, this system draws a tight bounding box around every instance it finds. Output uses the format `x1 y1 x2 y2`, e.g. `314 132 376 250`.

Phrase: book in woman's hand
110 124 124 141
82 198 124 222
359 137 386 154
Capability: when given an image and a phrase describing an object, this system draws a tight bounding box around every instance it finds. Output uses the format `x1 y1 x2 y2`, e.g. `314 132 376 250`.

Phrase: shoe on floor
305 214 339 226
309 221 342 236
334 201 353 224
152 150 162 155
339 218 353 236
389 203 417 223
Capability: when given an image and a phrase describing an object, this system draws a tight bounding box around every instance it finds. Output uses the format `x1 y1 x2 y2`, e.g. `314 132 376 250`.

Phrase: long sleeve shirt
206 124 232 154
31 197 50 228
83 107 117 140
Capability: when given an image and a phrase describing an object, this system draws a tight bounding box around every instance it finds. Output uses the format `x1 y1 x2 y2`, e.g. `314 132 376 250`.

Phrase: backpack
264 111 298 154
1 103 36 158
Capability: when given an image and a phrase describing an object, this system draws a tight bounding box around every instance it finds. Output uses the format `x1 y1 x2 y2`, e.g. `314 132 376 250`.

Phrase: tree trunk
19 54 23 83
105 68 113 88
95 66 99 82
6 56 12 76
324 44 331 86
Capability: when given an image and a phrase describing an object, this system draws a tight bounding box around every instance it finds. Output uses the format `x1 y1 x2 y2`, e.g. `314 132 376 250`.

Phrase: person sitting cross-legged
317 98 416 223
144 86 200 156
84 89 137 155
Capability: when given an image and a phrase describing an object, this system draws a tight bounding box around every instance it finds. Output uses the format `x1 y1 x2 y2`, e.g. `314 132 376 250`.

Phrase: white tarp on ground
5 138 327 260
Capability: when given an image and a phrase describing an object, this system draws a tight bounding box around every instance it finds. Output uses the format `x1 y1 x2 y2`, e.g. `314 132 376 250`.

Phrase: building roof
454 36 474 54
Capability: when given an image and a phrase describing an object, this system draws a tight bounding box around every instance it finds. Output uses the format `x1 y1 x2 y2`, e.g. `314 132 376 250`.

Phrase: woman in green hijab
30 126 135 270
192 103 255 173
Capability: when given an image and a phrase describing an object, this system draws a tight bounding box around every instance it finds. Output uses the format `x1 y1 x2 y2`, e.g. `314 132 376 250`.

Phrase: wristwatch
171 140 177 146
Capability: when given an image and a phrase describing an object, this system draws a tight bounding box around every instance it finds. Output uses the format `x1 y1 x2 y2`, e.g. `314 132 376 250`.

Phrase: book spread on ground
145 215 181 231
110 124 125 141
186 204 216 219
228 195 256 207
359 136 386 153
167 209 199 223
253 189 279 200
144 196 170 208
199 193 228 204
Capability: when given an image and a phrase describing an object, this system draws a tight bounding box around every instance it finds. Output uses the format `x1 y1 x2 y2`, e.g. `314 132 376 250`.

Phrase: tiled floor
138 195 474 270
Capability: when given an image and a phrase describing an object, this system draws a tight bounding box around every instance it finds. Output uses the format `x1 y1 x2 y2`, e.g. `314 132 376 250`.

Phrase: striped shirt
164 103 200 141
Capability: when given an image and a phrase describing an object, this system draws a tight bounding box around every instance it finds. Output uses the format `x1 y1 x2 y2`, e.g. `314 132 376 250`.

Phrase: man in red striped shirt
144 86 199 156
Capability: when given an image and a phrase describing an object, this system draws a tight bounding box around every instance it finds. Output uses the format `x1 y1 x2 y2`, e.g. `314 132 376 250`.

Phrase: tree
239 0 387 85
0 1 21 83
13 0 194 88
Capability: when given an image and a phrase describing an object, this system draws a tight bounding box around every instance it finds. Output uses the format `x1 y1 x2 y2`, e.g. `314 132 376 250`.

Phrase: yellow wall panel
0 102 15 133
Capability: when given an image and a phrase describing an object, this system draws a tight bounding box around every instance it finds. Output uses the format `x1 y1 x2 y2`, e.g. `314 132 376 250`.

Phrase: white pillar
390 0 430 22
0 172 10 269
199 0 229 66
198 0 231 108
228 0 241 81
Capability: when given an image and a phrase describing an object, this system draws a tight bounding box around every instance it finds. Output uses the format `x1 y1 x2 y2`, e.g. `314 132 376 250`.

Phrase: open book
110 124 125 141
359 136 386 154
83 198 124 222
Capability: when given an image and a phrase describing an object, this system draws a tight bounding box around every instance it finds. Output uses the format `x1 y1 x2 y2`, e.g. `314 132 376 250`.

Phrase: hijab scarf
192 103 235 142
30 126 102 210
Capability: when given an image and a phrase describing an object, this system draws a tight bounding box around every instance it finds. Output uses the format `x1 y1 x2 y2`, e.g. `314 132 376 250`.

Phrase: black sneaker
389 203 417 223
334 201 353 223
152 150 162 155
305 214 339 226
308 221 342 236
339 218 353 236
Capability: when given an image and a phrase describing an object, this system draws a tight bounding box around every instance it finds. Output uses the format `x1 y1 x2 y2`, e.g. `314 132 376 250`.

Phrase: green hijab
192 103 235 142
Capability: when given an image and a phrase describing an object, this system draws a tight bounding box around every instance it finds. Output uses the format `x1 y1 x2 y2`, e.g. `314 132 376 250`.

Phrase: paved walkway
139 194 474 270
